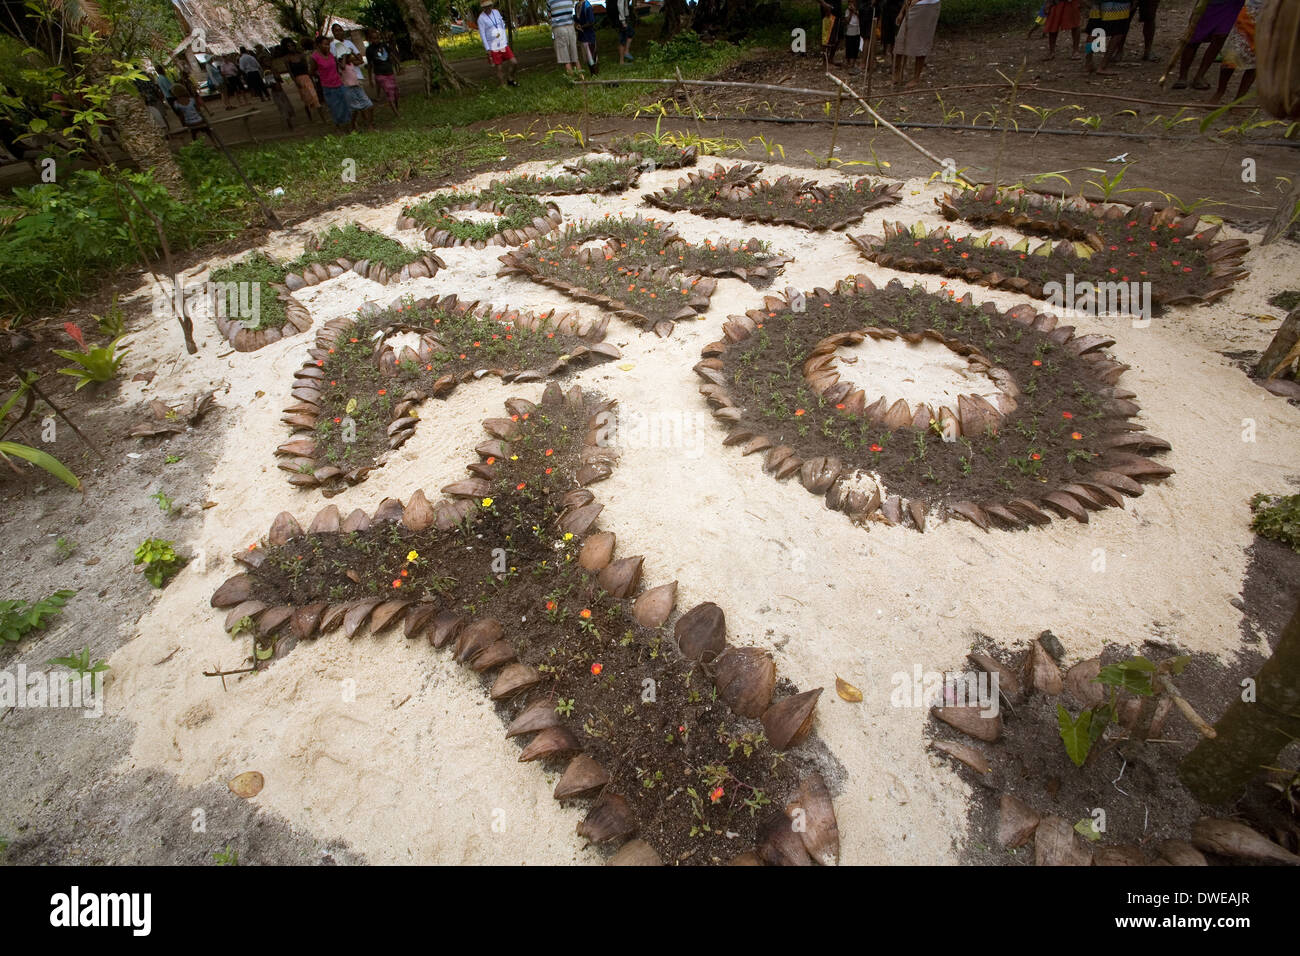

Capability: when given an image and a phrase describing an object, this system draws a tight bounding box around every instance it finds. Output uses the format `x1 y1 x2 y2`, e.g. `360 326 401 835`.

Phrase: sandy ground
6 154 1299 865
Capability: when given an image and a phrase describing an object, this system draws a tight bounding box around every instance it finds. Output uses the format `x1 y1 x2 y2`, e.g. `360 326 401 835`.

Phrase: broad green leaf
1057 703 1094 767
0 441 80 488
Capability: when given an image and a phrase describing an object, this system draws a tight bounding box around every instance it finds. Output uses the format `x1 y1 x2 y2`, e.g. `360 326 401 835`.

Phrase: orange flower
870 444 883 452
544 448 553 456
516 482 526 490
1071 431 1082 440
709 786 724 803
377 389 387 396
1032 360 1042 367
546 600 556 611
795 409 805 416
392 579 403 588
590 662 602 675
579 608 591 619
1030 453 1042 461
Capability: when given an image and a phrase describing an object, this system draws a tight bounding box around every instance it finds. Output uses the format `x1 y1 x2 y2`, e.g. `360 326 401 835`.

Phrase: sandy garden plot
13 152 1298 865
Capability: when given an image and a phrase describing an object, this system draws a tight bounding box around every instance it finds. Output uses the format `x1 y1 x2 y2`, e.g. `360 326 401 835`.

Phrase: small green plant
555 697 575 717
0 589 76 643
54 536 77 562
1250 493 1300 552
150 489 175 514
53 324 129 390
94 296 127 338
134 538 185 588
46 645 109 687
1057 655 1190 767
164 454 182 464
213 844 239 866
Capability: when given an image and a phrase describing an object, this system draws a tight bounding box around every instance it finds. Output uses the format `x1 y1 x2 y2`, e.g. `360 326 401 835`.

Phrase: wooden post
828 90 843 165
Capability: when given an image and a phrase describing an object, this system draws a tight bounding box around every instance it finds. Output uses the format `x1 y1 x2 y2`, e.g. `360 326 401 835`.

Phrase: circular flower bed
695 276 1174 531
397 184 562 249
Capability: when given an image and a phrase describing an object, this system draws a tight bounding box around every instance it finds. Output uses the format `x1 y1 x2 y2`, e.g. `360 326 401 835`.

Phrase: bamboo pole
825 72 976 187
1159 0 1212 88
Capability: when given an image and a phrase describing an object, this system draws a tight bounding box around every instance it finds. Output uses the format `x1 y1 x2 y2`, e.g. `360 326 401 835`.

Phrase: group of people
1039 0 1261 96
151 23 404 142
820 0 1265 98
478 0 628 88
820 1 942 89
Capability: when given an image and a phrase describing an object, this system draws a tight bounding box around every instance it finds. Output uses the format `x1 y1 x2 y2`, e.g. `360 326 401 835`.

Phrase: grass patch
401 183 554 243
1251 493 1300 551
208 251 287 331
288 224 424 273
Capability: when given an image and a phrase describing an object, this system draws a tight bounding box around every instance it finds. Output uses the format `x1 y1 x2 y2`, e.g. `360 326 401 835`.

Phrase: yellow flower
406 550 419 563
563 532 574 541
481 497 494 508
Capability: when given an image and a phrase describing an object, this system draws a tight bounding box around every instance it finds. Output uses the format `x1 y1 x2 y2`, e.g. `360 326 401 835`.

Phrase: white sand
830 336 1004 410
105 157 1300 864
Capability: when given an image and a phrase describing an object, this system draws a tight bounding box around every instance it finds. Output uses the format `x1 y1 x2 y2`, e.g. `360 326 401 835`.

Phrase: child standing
341 53 375 131
844 3 863 68
1043 0 1081 59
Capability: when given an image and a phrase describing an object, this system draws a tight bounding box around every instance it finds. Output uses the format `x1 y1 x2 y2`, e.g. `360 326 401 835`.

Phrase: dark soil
941 632 1299 865
720 280 1160 509
245 390 832 864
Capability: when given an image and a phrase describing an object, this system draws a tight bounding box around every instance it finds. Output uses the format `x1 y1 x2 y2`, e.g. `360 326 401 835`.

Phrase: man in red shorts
478 0 518 87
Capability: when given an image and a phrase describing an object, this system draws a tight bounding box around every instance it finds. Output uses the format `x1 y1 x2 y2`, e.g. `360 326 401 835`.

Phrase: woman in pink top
308 34 350 128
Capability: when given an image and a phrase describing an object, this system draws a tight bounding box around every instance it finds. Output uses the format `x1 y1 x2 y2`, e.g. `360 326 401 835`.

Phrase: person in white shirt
237 47 268 100
477 0 518 87
616 0 635 63
330 24 363 79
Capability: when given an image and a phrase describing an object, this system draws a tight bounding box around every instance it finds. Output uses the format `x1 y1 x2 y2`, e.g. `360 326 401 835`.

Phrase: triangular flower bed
645 162 903 231
217 384 841 866
694 276 1173 532
276 295 619 491
208 251 313 352
851 196 1250 313
283 223 445 290
397 183 563 249
497 215 793 337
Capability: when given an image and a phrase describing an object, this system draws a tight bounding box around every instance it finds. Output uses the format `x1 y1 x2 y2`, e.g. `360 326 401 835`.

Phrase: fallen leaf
228 771 264 799
835 675 863 702
132 371 156 384
618 362 635 371
202 501 218 510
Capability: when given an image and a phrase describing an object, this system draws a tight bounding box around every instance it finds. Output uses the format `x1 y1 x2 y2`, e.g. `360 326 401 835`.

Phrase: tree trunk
90 56 188 201
1179 598 1300 804
662 0 689 38
396 0 469 92
1255 307 1300 380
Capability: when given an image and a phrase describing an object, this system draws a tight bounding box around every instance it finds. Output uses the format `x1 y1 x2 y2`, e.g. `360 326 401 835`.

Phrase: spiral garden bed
397 184 564 250
851 187 1251 313
645 162 903 231
217 384 840 866
694 275 1173 532
498 215 793 337
275 294 621 492
207 252 313 352
496 156 644 195
282 223 445 290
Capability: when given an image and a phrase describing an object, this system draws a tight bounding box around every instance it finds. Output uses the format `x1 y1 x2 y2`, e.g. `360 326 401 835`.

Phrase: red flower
709 786 724 803
1032 360 1042 367
590 662 602 675
1062 411 1073 419
391 579 402 588
1030 453 1042 461
377 389 387 396
63 322 87 349
544 448 553 456
546 600 556 611
870 444 883 453
516 482 526 490
579 608 591 619
1071 432 1082 440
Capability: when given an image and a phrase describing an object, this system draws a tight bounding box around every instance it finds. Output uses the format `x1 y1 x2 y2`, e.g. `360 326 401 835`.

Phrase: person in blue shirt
576 0 599 75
